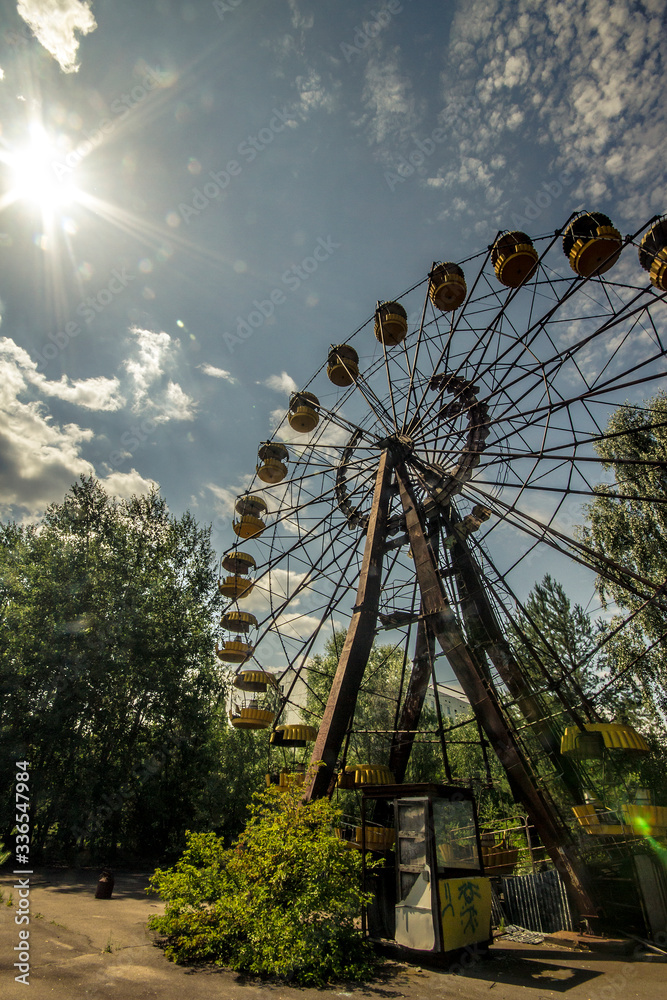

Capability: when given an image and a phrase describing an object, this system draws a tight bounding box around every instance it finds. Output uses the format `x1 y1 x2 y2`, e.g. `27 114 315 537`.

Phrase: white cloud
0 361 94 516
362 50 420 144
0 335 177 517
17 0 97 73
439 0 667 225
102 469 157 499
199 363 237 383
295 69 337 115
0 338 125 411
124 326 196 422
124 326 170 401
37 374 124 411
158 381 196 422
206 481 240 517
263 371 298 395
238 565 312 618
288 0 313 31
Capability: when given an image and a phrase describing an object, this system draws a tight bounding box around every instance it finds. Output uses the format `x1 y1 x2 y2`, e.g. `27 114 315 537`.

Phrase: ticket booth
360 783 492 960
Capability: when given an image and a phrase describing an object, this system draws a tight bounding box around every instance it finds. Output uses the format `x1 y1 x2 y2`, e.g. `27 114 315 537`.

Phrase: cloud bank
17 0 97 73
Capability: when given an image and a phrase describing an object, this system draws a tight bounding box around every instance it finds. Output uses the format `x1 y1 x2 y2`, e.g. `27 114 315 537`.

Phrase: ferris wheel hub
377 433 414 461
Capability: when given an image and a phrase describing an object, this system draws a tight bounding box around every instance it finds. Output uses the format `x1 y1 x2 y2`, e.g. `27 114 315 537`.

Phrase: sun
3 124 80 216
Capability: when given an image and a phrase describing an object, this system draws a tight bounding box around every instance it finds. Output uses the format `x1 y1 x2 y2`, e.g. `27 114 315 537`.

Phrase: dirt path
0 869 664 1000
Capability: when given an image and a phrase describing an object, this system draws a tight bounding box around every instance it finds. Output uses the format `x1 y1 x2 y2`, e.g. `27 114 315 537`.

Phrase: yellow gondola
327 344 359 386
229 704 275 730
481 840 519 875
256 442 289 484
217 611 258 664
374 301 408 345
491 231 539 288
428 261 467 311
337 764 395 788
572 802 667 838
270 724 318 747
638 217 667 291
571 803 625 836
234 668 277 692
621 804 667 836
218 550 256 600
266 766 307 791
216 639 253 663
560 722 650 758
220 610 258 632
348 825 395 851
562 211 622 277
288 391 320 433
233 494 268 539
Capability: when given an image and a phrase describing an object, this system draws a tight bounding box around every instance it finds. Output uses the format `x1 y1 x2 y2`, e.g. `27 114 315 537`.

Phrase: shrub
148 775 381 985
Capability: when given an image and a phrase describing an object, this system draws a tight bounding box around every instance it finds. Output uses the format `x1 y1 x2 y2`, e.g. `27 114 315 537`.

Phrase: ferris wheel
216 211 667 912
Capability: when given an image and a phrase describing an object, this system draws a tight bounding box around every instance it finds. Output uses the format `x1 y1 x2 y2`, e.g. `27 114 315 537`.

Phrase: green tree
510 574 641 722
148 776 380 985
508 573 667 819
0 476 255 860
512 575 598 691
579 391 667 729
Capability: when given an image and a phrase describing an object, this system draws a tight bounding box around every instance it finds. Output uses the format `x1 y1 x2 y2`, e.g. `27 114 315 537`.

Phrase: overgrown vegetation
148 776 381 986
0 476 265 862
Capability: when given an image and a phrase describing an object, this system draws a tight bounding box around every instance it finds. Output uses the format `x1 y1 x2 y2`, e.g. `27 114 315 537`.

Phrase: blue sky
0 0 666 678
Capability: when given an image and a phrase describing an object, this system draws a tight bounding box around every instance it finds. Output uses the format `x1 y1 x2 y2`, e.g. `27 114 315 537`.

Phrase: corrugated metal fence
500 869 573 933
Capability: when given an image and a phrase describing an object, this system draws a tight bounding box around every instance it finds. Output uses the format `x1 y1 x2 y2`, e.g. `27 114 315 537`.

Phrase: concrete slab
1 868 665 1000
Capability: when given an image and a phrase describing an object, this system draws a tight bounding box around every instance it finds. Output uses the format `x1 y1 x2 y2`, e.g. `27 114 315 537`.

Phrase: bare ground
0 869 664 1000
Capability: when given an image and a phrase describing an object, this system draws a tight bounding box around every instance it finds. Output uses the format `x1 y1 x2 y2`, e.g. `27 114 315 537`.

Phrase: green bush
147 775 382 985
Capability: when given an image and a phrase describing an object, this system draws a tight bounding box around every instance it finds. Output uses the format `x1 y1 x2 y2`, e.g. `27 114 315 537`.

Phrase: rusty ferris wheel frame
222 213 667 918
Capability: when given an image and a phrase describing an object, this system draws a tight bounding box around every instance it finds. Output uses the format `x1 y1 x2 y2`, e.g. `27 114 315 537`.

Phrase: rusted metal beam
389 521 443 783
395 460 597 920
444 504 585 804
305 448 394 801
388 611 437 782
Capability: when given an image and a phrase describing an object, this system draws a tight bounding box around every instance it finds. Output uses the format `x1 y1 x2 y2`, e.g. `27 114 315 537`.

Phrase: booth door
432 796 492 952
394 799 436 951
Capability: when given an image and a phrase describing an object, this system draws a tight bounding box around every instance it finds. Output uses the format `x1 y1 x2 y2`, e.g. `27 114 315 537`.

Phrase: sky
0 0 666 678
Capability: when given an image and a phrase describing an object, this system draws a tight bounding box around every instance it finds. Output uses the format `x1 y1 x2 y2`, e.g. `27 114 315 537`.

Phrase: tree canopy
0 476 263 861
580 391 667 727
510 573 641 724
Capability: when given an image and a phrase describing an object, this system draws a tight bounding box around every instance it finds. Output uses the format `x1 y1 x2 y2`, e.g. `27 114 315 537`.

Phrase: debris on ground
500 924 545 944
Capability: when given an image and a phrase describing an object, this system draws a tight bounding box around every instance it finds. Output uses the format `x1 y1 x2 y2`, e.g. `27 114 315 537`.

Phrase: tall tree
0 477 248 860
579 391 667 728
510 574 641 724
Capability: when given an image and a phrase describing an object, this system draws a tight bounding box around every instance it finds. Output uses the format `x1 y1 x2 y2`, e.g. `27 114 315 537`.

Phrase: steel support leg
305 449 394 801
395 461 597 920
445 506 585 803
